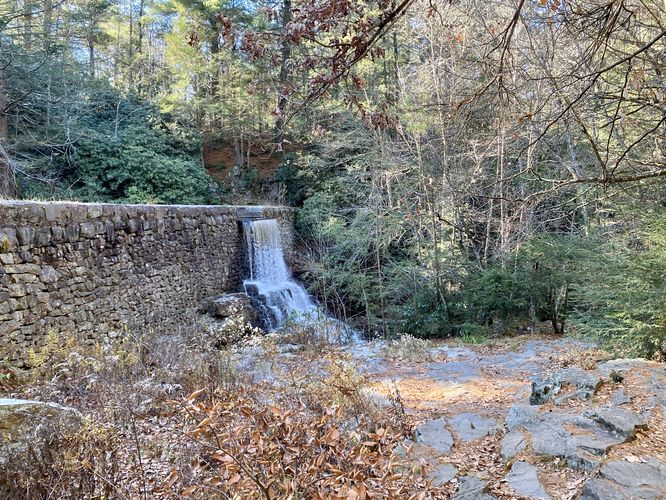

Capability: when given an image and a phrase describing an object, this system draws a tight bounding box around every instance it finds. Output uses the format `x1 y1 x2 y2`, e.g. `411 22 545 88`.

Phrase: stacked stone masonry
0 201 294 365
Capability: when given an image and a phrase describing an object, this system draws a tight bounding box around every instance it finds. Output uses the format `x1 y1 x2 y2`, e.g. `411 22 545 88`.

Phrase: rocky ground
2 332 665 498
351 336 666 499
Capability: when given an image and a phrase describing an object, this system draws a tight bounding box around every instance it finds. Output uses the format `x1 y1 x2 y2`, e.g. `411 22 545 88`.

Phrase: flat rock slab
580 479 631 500
500 430 527 461
452 476 496 500
506 404 541 431
579 460 666 500
505 461 551 499
529 421 577 458
448 413 497 442
415 418 454 454
600 460 666 492
427 464 457 487
504 402 636 470
573 430 625 457
583 407 648 438
612 389 632 405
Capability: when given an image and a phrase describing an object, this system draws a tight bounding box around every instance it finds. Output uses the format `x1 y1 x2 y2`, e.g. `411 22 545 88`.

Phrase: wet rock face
207 293 259 323
0 200 294 365
0 398 80 467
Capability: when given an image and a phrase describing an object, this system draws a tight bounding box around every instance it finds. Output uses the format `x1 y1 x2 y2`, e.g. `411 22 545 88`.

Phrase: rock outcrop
0 398 80 467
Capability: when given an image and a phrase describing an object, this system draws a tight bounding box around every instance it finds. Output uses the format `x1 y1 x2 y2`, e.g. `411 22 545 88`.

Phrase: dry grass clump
382 334 435 363
550 344 611 370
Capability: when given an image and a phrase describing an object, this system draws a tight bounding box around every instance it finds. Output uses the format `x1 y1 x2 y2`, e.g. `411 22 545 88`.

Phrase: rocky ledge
373 342 666 499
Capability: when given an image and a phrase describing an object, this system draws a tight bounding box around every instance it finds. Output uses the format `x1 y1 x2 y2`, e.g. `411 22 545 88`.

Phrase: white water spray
243 219 318 326
242 218 356 341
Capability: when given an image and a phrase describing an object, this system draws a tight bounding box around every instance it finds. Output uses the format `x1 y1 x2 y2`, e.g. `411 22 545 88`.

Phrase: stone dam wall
0 201 294 366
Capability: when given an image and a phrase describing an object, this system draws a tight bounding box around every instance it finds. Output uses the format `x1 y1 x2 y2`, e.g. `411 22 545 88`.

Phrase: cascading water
242 218 355 341
243 219 317 327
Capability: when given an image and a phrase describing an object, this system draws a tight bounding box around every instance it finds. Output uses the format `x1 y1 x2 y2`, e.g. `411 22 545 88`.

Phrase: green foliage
569 212 666 359
399 286 451 338
459 323 490 345
460 267 529 324
19 84 214 204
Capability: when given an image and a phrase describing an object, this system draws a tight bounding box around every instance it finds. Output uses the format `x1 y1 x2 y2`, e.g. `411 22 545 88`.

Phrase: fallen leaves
173 387 438 498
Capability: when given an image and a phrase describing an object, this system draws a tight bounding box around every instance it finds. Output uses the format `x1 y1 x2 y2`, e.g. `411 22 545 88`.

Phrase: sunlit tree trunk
274 0 292 150
0 69 16 198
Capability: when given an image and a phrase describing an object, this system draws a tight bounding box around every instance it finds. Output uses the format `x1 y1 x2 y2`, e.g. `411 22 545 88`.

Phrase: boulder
200 293 260 326
0 398 80 467
210 293 257 319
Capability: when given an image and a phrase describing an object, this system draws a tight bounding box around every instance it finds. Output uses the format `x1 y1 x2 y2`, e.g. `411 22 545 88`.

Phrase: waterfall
242 218 355 341
242 219 318 328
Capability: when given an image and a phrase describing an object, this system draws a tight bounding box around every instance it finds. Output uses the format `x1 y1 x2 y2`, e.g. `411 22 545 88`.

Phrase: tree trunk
128 7 134 89
210 33 220 97
274 0 292 150
23 0 33 49
0 69 16 198
89 37 96 77
137 0 145 54
42 0 52 51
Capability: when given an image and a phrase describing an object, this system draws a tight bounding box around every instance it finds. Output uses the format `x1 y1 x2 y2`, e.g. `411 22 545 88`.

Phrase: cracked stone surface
448 412 497 442
415 418 454 454
598 459 666 498
580 479 631 500
505 461 551 499
427 463 457 487
349 338 666 498
583 406 648 438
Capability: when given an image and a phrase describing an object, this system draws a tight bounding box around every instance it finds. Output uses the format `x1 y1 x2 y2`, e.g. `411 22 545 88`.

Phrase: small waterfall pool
242 218 355 342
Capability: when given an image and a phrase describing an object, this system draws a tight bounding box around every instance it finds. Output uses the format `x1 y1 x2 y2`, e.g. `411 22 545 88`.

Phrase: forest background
1 0 664 357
